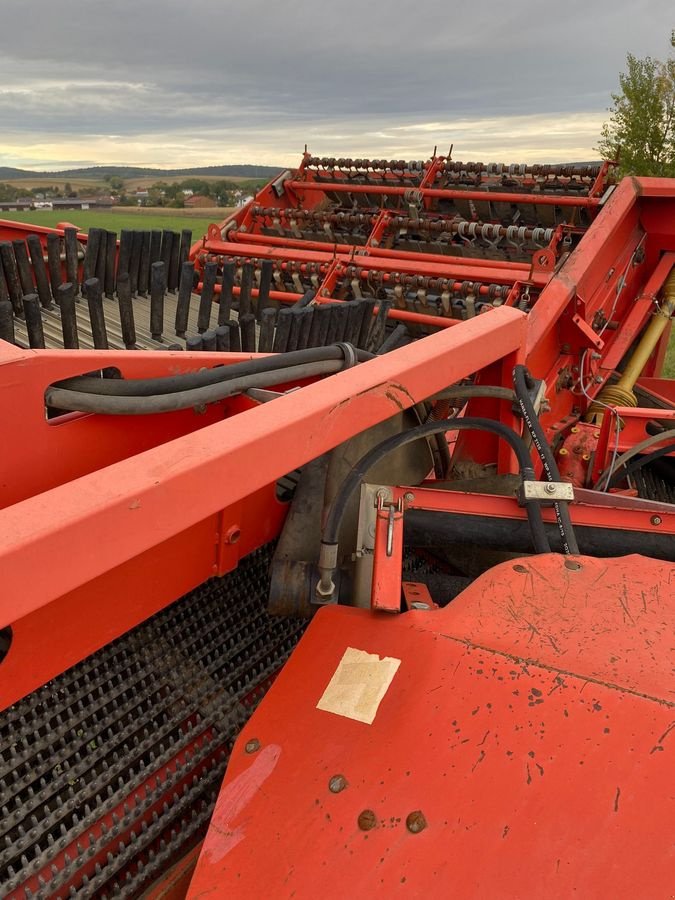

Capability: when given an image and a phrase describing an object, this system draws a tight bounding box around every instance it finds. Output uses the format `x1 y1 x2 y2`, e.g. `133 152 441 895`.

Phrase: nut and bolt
406 811 428 833
544 483 557 494
651 515 662 526
357 809 378 831
244 738 260 754
328 775 348 794
403 491 415 504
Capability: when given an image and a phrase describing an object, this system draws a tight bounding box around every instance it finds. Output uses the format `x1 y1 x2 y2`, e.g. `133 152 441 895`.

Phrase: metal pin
129 230 143 296
168 231 180 292
239 262 254 316
117 229 133 280
257 259 273 316
272 306 292 352
82 227 102 285
138 231 151 297
104 231 117 299
239 312 256 352
258 307 276 352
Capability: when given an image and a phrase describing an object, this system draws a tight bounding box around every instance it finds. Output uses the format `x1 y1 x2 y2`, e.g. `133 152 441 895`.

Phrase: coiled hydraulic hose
53 345 372 397
316 417 552 601
46 344 366 415
513 365 579 555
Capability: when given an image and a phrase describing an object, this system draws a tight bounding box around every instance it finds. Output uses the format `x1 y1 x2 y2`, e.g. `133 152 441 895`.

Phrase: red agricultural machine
0 149 673 898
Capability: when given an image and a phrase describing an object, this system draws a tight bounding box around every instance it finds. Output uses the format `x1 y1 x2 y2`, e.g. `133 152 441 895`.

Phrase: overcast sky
0 0 672 170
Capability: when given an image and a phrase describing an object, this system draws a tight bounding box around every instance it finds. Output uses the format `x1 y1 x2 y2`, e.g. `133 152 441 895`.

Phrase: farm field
0 207 232 236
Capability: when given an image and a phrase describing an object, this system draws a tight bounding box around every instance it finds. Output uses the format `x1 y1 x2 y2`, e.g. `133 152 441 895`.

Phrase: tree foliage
597 51 675 177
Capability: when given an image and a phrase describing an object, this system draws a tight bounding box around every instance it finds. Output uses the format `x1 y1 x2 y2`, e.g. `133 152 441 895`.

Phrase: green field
665 336 675 378
0 208 224 238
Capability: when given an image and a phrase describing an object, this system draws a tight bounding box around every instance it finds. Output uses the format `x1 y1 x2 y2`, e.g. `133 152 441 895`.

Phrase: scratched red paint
202 743 281 863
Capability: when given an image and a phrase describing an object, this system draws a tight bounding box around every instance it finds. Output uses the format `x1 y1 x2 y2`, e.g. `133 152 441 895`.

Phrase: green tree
597 50 675 177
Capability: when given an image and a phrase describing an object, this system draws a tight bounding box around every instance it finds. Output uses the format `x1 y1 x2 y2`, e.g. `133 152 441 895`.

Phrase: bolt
651 515 662 526
404 491 415 504
559 448 569 456
595 375 604 384
357 809 377 831
329 775 348 793
544 483 557 494
406 811 427 833
564 560 582 571
244 738 260 754
224 526 241 544
570 427 579 433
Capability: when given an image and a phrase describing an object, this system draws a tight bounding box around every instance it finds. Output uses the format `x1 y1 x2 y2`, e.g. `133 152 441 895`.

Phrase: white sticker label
316 647 401 725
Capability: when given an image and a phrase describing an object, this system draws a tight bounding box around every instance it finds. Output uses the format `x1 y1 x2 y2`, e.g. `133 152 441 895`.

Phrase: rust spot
406 811 427 834
358 809 377 831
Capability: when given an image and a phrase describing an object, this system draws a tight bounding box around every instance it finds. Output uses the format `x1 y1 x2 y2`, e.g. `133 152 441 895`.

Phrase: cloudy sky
0 0 672 170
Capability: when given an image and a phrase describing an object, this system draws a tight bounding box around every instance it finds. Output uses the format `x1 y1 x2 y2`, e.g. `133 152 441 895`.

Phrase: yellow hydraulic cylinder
586 266 675 423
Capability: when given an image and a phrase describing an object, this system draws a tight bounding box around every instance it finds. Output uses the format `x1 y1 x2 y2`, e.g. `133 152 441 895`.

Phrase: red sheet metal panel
188 553 674 898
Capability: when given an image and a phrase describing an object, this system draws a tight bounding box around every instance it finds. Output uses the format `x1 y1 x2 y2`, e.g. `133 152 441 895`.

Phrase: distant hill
0 164 283 181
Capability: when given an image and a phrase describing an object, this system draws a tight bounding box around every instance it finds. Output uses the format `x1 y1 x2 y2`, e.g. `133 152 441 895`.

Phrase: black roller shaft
215 324 230 351
46 234 62 304
344 299 364 345
168 232 181 292
239 313 256 352
218 262 235 325
257 259 273 316
116 273 136 349
326 303 349 343
273 306 293 352
82 228 102 285
94 229 107 287
202 329 217 351
357 299 377 349
175 261 194 338
308 303 333 348
84 277 108 350
0 259 9 305
58 282 79 349
0 241 24 316
367 298 393 351
160 231 173 282
129 231 143 296
285 306 304 351
150 229 162 264
178 229 192 270
228 319 241 352
239 262 253 316
23 293 45 349
377 322 409 354
150 261 165 340
297 307 314 349
117 229 133 280
197 262 217 333
63 227 79 293
26 235 53 310
104 231 117 299
138 231 151 296
0 299 15 344
258 307 276 352
12 240 34 296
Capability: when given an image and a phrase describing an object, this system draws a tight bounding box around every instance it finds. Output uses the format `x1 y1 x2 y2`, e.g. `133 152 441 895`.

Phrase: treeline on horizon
0 163 283 180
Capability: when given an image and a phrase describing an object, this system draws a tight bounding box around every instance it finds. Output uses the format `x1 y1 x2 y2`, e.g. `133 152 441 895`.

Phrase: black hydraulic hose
321 417 551 561
46 360 345 415
54 345 373 397
513 365 580 555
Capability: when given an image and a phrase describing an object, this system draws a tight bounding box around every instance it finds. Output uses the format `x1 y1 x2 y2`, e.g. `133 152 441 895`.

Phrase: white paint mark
316 647 401 725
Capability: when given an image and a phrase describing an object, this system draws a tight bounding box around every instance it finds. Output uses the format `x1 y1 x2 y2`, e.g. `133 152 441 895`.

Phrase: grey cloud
0 0 672 166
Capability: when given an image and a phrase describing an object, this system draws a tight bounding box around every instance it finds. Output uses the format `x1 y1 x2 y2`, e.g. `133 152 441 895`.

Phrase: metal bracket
518 481 575 505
